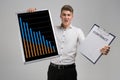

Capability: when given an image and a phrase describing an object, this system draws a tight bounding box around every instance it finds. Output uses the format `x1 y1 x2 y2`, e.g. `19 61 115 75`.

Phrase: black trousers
47 63 77 80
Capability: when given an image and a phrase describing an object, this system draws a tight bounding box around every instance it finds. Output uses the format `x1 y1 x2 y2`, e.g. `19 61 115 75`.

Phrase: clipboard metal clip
97 27 109 36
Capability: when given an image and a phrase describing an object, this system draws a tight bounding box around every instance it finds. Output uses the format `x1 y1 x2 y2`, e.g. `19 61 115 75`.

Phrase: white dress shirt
51 24 85 65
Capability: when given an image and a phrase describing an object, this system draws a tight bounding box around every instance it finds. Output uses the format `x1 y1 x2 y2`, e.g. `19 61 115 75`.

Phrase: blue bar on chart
17 10 58 62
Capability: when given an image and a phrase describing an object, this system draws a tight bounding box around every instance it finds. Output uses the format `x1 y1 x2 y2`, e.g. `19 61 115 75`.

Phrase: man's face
60 10 73 28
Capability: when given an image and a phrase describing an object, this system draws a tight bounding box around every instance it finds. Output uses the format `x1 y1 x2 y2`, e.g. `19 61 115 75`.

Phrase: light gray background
0 0 120 80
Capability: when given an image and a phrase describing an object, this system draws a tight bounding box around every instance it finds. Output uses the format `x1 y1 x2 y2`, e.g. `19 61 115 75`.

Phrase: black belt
50 63 75 69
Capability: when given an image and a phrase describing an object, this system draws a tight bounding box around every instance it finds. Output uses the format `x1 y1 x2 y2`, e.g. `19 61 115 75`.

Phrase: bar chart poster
17 10 58 63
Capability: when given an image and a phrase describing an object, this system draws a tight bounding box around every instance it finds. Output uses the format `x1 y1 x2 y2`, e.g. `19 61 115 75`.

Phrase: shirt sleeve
77 28 85 54
77 28 85 43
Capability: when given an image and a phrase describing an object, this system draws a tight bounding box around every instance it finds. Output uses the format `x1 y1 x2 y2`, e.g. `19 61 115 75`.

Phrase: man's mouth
64 20 68 22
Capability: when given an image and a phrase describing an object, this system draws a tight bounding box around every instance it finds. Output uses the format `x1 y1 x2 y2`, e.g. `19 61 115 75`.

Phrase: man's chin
63 23 69 26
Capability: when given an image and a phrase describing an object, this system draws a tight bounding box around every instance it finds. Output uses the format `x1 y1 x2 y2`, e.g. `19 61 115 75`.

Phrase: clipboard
79 24 116 64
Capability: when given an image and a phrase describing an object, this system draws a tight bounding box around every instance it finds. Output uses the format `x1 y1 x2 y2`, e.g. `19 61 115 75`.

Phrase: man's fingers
100 47 110 55
27 8 36 12
104 46 110 50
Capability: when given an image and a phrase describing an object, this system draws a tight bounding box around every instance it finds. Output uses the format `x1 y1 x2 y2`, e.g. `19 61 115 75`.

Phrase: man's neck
61 24 70 29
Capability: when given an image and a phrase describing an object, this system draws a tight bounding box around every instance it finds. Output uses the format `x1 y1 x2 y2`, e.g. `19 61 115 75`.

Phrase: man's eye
63 14 66 16
68 14 70 16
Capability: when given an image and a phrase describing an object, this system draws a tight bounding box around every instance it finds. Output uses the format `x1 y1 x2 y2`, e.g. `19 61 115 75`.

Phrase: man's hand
27 8 36 12
100 46 110 55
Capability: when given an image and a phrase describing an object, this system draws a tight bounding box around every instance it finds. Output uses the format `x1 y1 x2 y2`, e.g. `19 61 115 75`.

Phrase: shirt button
61 47 63 49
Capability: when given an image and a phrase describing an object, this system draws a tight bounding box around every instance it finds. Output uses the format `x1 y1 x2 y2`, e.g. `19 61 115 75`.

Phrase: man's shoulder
54 25 61 29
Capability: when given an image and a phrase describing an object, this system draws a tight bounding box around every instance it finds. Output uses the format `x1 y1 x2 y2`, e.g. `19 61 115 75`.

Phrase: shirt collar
60 24 73 30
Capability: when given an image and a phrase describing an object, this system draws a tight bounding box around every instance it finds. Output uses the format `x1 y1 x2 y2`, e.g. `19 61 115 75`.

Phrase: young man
27 5 110 80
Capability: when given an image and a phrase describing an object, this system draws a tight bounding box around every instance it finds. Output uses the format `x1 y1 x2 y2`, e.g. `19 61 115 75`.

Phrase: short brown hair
61 5 74 13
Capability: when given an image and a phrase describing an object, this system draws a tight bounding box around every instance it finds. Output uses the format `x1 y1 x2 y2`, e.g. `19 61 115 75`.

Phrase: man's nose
65 15 69 19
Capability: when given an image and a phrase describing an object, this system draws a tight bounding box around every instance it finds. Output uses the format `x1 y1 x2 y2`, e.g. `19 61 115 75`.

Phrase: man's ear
60 13 62 18
71 13 73 19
